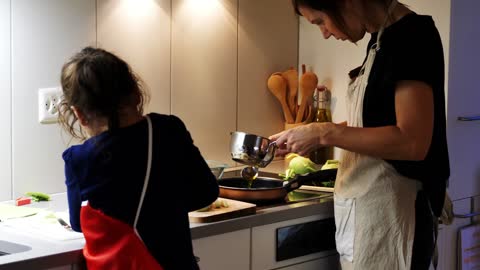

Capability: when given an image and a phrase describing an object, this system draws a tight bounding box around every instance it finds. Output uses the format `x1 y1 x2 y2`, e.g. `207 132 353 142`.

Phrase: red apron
80 203 164 270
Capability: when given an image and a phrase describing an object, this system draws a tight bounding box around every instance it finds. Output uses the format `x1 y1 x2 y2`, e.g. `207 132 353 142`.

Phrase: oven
251 214 338 270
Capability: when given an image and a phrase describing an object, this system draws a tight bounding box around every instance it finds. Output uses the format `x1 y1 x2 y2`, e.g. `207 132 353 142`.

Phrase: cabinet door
447 0 480 200
171 0 237 163
192 229 250 270
277 255 339 270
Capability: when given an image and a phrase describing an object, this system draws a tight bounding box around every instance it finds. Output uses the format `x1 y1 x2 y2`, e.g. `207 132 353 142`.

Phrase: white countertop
0 193 85 269
0 161 334 269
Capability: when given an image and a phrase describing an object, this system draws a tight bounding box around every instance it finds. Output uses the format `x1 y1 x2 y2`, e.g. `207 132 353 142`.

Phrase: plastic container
206 160 228 179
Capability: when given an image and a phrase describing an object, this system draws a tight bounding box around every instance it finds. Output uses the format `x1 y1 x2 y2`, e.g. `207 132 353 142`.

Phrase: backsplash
0 0 297 201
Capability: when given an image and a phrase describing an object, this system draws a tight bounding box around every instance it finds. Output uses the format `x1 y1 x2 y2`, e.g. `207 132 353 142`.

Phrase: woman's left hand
269 122 334 157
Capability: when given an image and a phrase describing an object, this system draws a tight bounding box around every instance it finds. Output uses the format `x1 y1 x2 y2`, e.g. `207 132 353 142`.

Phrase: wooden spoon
295 71 318 123
267 74 294 124
281 68 298 118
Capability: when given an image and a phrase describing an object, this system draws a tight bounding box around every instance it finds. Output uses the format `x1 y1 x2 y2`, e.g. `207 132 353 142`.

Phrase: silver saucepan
230 131 278 168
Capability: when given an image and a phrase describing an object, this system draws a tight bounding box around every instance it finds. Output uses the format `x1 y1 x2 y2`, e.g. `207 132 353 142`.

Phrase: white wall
0 0 11 200
298 0 451 158
8 0 96 200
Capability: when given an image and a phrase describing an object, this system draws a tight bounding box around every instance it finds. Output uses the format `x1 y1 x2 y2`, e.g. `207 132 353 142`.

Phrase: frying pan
218 168 337 203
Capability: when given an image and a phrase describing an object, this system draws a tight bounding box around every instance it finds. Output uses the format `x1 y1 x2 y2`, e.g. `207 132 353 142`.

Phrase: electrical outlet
38 87 63 124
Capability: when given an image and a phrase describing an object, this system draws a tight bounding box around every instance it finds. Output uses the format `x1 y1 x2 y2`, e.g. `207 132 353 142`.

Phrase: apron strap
134 115 153 241
432 218 439 269
375 0 398 50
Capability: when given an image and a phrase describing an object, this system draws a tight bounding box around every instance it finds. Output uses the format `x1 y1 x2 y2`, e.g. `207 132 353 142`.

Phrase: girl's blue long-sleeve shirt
62 113 219 270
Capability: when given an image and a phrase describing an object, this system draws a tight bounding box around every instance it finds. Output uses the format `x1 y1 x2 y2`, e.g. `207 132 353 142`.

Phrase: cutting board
189 198 256 223
299 185 334 193
0 204 40 222
2 210 84 241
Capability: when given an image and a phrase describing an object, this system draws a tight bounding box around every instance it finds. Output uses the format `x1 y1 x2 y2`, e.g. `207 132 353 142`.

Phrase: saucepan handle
283 168 338 193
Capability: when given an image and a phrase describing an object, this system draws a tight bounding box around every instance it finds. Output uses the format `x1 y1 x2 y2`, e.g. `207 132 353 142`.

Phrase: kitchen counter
0 162 334 269
0 193 86 269
190 195 333 239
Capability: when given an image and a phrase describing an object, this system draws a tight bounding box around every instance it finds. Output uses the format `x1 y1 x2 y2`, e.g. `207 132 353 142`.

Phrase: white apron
334 2 420 269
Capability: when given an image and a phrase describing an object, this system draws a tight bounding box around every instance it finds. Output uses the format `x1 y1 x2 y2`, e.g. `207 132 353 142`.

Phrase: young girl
59 46 219 270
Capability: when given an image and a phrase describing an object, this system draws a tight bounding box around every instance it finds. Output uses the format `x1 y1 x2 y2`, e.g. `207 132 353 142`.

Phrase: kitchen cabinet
97 0 171 115
192 229 250 270
237 0 298 138
171 0 238 163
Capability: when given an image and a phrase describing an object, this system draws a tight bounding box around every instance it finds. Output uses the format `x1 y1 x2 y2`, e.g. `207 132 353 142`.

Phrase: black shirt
355 13 450 216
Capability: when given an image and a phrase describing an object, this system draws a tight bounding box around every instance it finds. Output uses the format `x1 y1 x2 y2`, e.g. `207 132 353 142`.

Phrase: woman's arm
271 80 434 161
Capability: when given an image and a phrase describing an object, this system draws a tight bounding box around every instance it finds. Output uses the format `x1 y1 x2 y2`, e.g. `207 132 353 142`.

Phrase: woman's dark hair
291 0 398 40
292 0 350 37
59 46 149 140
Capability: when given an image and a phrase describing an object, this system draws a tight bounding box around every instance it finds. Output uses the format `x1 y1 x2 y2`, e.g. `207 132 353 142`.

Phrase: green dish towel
0 204 40 222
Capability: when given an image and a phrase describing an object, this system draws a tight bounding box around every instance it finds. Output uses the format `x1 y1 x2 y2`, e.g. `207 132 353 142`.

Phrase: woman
270 0 449 269
59 47 219 269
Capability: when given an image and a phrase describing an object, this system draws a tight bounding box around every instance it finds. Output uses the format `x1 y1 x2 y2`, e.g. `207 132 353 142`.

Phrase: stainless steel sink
0 240 31 256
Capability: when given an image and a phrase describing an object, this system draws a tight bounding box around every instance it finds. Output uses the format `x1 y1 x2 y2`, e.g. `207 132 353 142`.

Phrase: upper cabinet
237 0 298 138
171 0 238 163
99 0 298 164
97 0 172 115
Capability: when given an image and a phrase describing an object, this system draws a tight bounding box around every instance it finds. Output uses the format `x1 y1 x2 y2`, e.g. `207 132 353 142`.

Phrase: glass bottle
309 86 332 164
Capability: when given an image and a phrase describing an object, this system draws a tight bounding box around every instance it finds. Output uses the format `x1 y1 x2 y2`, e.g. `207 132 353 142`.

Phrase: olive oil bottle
309 86 333 164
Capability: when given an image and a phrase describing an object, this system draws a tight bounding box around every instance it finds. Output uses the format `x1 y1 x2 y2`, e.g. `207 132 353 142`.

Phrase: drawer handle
458 115 480 121
454 211 480 218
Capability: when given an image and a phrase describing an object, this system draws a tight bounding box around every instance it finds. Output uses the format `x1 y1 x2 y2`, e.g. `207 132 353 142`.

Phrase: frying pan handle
283 168 338 193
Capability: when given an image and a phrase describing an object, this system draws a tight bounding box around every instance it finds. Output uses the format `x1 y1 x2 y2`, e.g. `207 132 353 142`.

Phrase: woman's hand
269 122 336 157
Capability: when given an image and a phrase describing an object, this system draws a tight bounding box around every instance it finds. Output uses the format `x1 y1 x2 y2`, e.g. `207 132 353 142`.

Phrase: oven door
251 214 338 270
